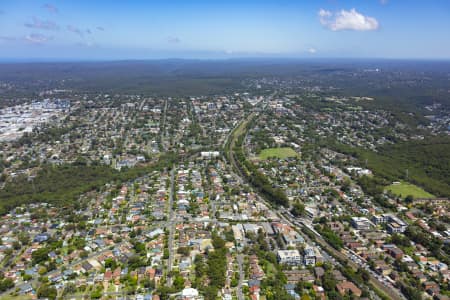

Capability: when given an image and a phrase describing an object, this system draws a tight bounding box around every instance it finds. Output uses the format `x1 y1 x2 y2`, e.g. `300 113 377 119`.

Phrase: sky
0 0 449 61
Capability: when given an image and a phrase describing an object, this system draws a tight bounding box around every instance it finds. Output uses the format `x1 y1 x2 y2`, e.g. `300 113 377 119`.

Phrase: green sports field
385 181 435 198
258 147 299 160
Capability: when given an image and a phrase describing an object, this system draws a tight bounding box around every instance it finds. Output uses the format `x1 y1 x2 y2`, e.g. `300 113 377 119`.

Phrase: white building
372 214 407 233
351 217 372 230
346 167 372 177
277 250 302 266
200 151 220 159
372 214 390 225
181 287 202 300
303 247 316 266
387 218 408 233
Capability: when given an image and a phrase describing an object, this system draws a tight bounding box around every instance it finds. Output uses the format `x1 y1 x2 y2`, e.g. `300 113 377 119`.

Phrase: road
236 254 244 300
160 99 169 151
167 167 176 286
223 93 270 300
224 94 404 300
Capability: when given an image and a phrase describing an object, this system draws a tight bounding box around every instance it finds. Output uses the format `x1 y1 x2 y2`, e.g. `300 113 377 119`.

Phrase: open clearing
259 147 299 160
385 181 435 198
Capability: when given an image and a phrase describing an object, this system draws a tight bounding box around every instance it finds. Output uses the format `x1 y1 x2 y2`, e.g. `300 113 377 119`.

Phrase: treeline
314 224 344 250
232 124 289 207
327 136 450 197
0 152 178 215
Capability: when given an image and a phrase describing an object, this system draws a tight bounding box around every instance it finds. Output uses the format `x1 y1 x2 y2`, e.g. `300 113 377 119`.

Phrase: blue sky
0 0 449 60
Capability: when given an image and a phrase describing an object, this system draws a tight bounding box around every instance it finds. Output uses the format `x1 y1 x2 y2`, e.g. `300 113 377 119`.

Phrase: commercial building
303 247 316 266
277 250 302 266
351 217 372 231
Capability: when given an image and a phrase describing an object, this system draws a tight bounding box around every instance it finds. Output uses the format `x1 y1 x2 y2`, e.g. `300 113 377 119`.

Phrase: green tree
173 275 185 291
291 201 305 217
37 284 57 300
0 278 14 292
32 247 49 265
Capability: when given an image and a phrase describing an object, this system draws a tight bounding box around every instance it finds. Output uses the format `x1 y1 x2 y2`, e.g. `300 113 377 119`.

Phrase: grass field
385 181 435 198
0 296 33 300
258 147 299 160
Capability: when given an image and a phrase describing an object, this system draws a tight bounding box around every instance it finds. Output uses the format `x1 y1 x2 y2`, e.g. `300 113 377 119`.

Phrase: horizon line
1 56 450 64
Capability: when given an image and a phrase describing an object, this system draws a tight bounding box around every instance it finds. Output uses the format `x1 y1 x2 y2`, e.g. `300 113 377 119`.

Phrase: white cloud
318 8 379 31
318 9 332 18
25 33 52 44
308 48 317 54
